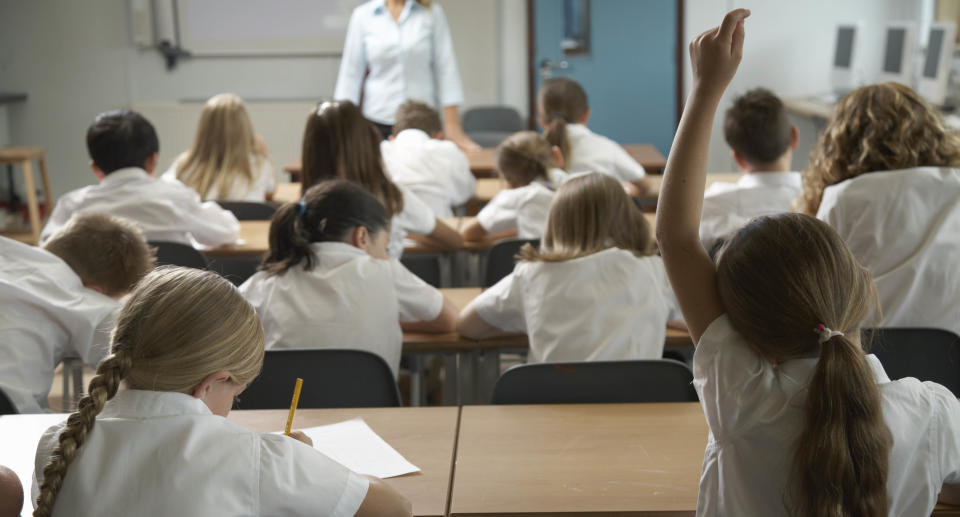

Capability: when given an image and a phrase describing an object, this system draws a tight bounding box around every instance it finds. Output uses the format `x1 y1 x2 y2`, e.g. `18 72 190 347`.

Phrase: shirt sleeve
389 259 444 322
39 195 76 244
173 183 241 248
333 7 367 104
258 433 370 517
610 141 646 182
396 185 438 235
443 143 476 205
472 271 527 333
430 4 465 107
928 381 960 484
476 190 520 233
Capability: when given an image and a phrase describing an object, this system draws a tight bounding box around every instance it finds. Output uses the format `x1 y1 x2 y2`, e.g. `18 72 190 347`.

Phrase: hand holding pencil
284 378 312 446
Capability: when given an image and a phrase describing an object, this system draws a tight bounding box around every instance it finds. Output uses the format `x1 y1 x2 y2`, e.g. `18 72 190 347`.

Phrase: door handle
539 59 569 79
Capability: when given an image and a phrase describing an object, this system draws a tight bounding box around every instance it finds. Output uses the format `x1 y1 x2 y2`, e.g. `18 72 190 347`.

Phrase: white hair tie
814 324 844 344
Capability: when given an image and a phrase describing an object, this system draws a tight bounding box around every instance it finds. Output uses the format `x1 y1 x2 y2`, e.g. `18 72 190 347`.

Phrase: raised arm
655 8 749 343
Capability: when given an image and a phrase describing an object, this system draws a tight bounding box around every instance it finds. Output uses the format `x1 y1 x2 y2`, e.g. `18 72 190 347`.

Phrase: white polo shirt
33 390 368 517
41 168 239 248
475 180 555 239
565 124 646 182
239 242 443 376
388 183 438 259
472 248 679 363
162 154 277 202
0 237 118 413
816 167 960 334
699 171 801 250
381 128 476 218
694 314 960 516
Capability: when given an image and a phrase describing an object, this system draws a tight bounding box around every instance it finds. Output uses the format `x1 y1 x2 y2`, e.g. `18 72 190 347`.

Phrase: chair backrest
862 327 960 396
491 359 698 404
235 349 401 409
215 201 278 221
400 253 442 287
462 106 525 133
0 386 18 415
149 241 209 269
484 238 539 287
207 256 262 286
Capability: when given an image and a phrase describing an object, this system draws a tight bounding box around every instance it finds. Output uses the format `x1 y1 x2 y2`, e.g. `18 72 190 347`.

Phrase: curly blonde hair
799 82 960 215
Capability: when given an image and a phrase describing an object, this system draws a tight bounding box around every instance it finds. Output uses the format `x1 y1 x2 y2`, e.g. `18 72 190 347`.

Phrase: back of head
34 267 264 517
538 77 588 166
393 100 443 136
496 131 554 187
0 465 22 517
262 179 389 275
723 88 792 167
521 172 653 262
300 100 403 214
715 213 890 516
86 110 159 174
801 82 960 214
177 93 257 199
42 213 155 298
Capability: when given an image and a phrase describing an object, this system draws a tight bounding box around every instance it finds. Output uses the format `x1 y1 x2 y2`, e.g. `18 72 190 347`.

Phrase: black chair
235 349 401 409
150 241 209 269
0 387 18 415
208 256 262 286
463 106 525 148
862 327 960 396
491 359 698 405
484 238 539 287
400 253 442 287
216 201 277 221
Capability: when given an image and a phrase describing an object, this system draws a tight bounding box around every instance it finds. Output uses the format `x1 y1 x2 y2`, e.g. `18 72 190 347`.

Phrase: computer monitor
877 22 916 86
831 24 860 93
918 22 956 106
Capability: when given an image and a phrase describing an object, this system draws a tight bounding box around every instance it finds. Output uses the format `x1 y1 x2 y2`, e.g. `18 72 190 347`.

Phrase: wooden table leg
38 155 54 211
21 160 41 243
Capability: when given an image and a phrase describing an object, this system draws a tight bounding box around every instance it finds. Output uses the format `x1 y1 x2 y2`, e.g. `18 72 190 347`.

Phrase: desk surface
229 406 459 517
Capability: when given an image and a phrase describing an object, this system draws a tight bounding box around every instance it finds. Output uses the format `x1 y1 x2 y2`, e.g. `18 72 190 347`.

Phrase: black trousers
370 120 393 140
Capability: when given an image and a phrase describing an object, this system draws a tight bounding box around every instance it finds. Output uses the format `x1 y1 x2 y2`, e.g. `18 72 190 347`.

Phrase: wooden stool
0 147 53 244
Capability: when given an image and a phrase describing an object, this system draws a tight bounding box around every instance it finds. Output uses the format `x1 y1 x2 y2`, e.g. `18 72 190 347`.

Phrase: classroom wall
0 0 517 199
683 0 925 173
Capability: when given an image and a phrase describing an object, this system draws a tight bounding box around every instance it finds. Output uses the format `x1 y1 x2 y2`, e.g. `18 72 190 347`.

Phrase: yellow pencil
283 377 304 436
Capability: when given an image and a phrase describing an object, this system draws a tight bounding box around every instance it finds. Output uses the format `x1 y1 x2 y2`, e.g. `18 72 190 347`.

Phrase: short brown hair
43 213 155 297
723 88 792 166
496 131 555 187
393 100 443 136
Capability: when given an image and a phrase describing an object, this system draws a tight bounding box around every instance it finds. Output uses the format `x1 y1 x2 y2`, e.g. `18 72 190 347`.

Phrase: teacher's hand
446 130 481 153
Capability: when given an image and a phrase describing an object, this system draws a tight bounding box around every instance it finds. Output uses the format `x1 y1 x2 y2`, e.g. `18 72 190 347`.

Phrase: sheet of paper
0 413 70 516
300 418 420 479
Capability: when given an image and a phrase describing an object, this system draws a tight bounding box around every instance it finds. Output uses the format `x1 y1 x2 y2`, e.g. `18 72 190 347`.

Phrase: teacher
334 0 479 151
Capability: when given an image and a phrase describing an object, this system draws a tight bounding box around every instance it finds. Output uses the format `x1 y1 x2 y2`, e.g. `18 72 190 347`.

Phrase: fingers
730 19 746 59
718 8 751 41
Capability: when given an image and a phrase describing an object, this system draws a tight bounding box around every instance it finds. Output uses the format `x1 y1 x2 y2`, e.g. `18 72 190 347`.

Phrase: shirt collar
373 0 419 20
99 167 151 185
737 171 800 189
309 241 369 257
565 123 590 138
99 389 212 419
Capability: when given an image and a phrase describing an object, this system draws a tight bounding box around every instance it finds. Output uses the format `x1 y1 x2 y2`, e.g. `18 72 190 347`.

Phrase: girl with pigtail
32 267 412 517
657 9 960 516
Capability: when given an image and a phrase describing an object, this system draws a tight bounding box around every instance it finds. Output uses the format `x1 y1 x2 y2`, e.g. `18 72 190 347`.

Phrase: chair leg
21 160 41 243
38 155 54 212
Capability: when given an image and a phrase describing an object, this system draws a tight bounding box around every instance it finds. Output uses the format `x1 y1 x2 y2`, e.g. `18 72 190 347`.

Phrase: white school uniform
239 242 443 376
0 237 117 413
699 171 801 251
387 183 437 259
472 248 679 363
693 314 960 516
475 178 559 239
564 123 646 183
162 154 277 202
41 168 239 248
33 390 368 517
816 167 960 334
381 128 476 218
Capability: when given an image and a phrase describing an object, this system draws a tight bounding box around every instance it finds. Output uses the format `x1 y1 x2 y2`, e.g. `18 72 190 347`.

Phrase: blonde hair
800 82 960 215
34 267 265 517
520 172 653 262
715 214 890 516
173 93 266 200
496 131 556 188
538 77 589 167
42 213 155 298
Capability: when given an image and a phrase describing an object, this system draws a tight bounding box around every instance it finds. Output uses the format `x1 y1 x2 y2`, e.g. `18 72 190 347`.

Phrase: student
699 87 801 252
380 100 476 218
799 82 960 335
41 109 240 248
459 173 677 362
0 465 23 517
538 77 647 194
461 131 567 242
0 213 153 413
163 93 277 202
239 180 457 377
32 267 412 517
656 10 960 515
301 100 462 259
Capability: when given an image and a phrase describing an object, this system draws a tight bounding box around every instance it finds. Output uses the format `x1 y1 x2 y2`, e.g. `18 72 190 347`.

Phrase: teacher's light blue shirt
334 0 465 125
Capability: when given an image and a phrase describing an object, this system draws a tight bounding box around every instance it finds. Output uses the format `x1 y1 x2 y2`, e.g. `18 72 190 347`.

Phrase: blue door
533 0 679 155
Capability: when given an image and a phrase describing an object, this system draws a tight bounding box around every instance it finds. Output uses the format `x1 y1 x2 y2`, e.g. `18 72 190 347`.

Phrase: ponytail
537 77 588 168
543 116 571 168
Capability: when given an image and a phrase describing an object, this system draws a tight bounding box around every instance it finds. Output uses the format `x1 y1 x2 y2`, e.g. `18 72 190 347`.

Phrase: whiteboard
175 0 365 56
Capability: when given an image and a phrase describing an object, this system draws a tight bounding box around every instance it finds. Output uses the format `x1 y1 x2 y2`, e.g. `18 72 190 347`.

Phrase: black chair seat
484 238 539 287
400 253 442 287
150 241 209 269
862 327 960 396
216 201 277 221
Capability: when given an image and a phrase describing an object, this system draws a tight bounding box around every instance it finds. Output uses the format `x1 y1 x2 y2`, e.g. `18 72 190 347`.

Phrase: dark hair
538 77 589 166
300 100 404 215
496 131 554 187
723 88 792 166
393 100 443 136
86 110 160 174
261 179 389 275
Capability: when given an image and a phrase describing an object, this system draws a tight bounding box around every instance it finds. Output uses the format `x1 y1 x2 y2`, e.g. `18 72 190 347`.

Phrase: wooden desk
273 181 300 205
231 407 460 517
450 403 707 516
204 220 270 258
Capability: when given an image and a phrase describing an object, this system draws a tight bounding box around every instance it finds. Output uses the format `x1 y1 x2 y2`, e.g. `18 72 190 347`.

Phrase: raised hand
689 8 750 96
